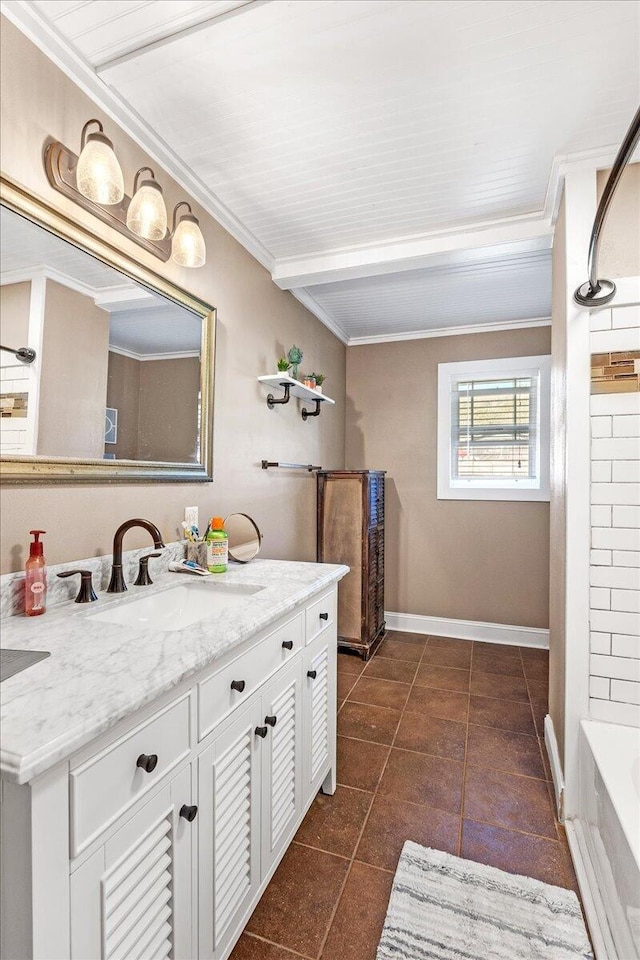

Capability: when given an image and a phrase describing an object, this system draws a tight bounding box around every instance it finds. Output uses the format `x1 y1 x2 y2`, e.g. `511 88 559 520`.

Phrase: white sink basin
88 580 265 631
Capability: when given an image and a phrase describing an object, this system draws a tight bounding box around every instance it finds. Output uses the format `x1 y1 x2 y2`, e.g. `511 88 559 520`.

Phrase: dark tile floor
232 632 577 960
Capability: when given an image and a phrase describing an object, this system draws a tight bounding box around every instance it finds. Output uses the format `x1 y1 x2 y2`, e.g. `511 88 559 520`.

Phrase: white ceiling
10 1 640 341
0 207 201 357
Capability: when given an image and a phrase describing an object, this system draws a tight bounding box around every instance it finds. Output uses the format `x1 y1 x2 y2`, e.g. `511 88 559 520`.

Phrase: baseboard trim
384 612 549 649
565 819 618 960
543 714 565 821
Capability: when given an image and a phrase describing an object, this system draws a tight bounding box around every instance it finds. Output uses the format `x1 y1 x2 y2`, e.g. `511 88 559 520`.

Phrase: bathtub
569 720 640 959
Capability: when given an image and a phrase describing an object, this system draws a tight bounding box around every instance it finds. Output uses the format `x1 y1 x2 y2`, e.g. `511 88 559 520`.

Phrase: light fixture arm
80 119 104 150
132 166 157 193
171 201 194 235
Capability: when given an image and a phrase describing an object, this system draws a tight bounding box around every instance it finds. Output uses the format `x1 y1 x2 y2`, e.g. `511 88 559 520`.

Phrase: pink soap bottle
25 529 47 617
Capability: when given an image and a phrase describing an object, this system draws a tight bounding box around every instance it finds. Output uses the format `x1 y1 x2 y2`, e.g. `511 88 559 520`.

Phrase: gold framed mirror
0 175 215 484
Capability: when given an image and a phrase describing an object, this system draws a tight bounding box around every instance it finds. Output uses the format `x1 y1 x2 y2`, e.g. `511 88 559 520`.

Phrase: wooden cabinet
70 766 194 960
317 470 386 659
198 700 262 960
4 586 340 960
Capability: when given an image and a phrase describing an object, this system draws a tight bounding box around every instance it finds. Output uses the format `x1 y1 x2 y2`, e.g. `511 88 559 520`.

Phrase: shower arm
574 104 640 307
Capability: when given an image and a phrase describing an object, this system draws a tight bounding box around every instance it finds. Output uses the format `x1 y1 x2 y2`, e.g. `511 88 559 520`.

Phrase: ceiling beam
272 219 554 290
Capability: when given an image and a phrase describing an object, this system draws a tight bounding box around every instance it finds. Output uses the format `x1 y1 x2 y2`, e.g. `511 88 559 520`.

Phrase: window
437 355 551 501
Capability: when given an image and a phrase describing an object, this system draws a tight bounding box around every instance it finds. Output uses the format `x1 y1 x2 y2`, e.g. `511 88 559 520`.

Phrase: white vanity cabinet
70 765 195 960
0 583 339 960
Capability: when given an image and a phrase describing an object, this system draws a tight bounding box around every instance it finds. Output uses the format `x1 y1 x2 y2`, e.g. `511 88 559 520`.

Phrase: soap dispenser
25 530 47 617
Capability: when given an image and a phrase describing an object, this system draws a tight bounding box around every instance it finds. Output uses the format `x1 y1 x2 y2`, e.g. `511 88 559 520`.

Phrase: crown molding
1 0 275 275
108 345 200 362
346 316 551 347
288 288 349 345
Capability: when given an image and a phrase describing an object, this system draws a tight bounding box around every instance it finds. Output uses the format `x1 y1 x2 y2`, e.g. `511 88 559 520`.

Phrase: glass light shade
126 180 167 240
76 133 124 205
171 214 206 268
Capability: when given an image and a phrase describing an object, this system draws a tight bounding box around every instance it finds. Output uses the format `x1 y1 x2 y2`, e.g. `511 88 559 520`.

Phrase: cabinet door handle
282 640 294 650
319 612 329 621
136 753 158 773
264 715 277 727
179 804 198 822
307 670 317 680
230 679 246 693
255 726 268 739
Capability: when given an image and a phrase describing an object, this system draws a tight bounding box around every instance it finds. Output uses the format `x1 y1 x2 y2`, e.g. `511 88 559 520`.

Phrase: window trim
437 355 551 502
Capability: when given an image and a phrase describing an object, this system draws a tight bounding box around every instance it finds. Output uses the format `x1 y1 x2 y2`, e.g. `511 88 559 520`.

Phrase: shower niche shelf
258 375 335 420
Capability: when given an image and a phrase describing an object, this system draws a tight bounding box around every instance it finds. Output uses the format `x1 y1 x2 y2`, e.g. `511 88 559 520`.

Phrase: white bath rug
377 842 593 960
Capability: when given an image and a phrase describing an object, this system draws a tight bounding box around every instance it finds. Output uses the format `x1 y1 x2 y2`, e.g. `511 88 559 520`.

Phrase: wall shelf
258 375 335 419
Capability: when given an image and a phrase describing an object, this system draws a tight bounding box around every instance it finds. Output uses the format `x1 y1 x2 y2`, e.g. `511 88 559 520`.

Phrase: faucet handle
134 552 163 587
57 570 98 603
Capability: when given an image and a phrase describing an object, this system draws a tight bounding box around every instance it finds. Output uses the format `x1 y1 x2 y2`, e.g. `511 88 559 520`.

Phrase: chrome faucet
107 519 165 593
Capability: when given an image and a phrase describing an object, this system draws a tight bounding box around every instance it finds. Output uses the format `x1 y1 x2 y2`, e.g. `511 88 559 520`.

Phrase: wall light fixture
171 202 206 268
76 119 124 205
44 121 206 268
127 167 168 241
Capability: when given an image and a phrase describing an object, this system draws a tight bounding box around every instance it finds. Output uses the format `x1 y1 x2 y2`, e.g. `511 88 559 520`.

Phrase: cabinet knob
179 804 198 822
230 679 246 693
307 670 317 680
255 726 268 738
264 715 277 727
319 612 329 621
282 640 294 650
136 753 158 773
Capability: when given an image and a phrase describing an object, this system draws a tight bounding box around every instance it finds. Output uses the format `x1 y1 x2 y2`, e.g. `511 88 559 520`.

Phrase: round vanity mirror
225 513 262 563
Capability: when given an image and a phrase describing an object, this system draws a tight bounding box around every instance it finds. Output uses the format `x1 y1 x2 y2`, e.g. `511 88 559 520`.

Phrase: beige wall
0 281 30 346
597 161 640 278
345 327 551 628
138 357 200 463
37 280 109 458
0 17 345 572
106 351 139 460
548 193 567 764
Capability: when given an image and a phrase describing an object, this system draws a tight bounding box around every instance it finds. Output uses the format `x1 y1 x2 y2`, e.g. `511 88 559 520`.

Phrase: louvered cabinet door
70 766 193 960
302 632 337 806
260 659 303 874
198 699 262 960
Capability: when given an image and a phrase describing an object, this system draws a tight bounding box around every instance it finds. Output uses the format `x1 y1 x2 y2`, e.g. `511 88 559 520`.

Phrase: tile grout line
317 633 436 959
457 642 474 855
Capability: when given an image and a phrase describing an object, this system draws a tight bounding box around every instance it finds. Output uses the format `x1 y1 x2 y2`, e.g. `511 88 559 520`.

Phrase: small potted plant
287 345 303 380
313 372 325 393
276 357 291 374
302 374 316 389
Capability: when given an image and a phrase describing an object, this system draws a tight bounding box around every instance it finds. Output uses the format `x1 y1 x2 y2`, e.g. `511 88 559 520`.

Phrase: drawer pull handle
231 680 246 693
264 715 277 727
255 726 268 738
179 804 198 822
136 753 158 773
319 612 329 621
282 640 294 650
307 670 317 680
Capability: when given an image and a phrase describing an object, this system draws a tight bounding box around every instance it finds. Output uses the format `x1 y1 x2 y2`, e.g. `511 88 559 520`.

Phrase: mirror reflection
225 513 262 563
0 206 204 464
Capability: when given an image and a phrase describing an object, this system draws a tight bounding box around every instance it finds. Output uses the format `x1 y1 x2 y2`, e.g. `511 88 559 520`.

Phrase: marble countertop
0 559 349 784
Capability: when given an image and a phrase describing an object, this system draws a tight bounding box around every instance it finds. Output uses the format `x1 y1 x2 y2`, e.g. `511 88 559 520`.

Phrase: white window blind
451 375 538 480
437 355 550 502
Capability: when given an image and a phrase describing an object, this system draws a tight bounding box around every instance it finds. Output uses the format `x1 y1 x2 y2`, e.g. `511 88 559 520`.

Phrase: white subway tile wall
589 300 640 726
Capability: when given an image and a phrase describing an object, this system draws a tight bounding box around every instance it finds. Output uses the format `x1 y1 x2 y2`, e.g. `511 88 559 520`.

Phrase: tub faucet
107 519 165 593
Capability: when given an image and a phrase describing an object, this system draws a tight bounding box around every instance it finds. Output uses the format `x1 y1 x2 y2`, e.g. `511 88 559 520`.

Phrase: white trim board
544 714 565 821
347 316 551 346
384 612 549 648
564 820 619 960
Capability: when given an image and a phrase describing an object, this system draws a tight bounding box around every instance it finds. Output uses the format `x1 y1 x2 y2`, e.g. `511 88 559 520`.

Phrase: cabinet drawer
305 589 336 645
198 613 303 740
70 693 191 858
